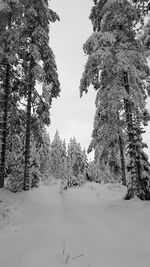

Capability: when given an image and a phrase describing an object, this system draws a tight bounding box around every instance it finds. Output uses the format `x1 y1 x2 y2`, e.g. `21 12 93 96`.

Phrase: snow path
0 183 150 267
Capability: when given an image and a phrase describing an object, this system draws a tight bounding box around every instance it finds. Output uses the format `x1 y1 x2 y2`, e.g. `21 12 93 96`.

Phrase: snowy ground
0 182 150 267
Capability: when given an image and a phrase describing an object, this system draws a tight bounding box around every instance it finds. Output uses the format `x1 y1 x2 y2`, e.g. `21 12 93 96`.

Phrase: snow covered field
0 182 150 267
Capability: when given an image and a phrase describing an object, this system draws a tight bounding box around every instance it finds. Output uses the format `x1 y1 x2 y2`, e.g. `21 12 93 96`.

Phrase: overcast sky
49 0 150 159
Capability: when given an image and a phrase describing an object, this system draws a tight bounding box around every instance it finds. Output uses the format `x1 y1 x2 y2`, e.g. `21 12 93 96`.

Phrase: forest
0 0 150 200
0 1 150 267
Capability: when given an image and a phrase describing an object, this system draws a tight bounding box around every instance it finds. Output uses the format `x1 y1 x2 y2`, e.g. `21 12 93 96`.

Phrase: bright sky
49 0 95 159
49 0 150 159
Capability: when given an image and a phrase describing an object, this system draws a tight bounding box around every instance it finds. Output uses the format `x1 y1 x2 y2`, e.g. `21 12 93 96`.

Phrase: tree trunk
0 8 11 188
0 63 10 188
124 72 140 199
118 132 126 186
117 110 126 186
124 72 136 164
23 59 34 191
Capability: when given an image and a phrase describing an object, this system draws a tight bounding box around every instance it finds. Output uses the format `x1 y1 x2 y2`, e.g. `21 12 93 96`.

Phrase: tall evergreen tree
0 0 60 190
80 0 150 199
0 0 23 187
19 0 60 190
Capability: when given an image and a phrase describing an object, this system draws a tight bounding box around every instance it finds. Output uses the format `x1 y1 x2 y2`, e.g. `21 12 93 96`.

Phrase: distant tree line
48 130 124 189
49 130 88 189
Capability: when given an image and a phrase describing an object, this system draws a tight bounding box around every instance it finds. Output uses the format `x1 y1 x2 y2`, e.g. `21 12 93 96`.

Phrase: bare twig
63 238 66 255
72 254 84 260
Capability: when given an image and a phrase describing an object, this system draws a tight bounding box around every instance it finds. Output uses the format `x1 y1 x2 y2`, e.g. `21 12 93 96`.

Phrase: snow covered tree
5 107 52 192
18 0 60 190
80 0 150 199
132 0 150 23
67 137 88 186
124 109 150 199
39 131 51 184
49 133 88 189
88 108 126 184
141 19 150 59
0 0 24 188
60 139 88 190
50 130 67 179
5 107 26 192
87 160 104 183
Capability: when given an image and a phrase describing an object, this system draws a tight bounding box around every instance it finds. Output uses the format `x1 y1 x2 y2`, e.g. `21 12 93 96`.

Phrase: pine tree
5 107 52 192
39 130 51 184
0 0 23 187
18 0 60 190
0 0 60 190
67 137 87 183
88 106 126 184
60 138 87 189
124 109 150 199
80 0 150 199
50 130 67 179
6 132 24 192
5 108 26 192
